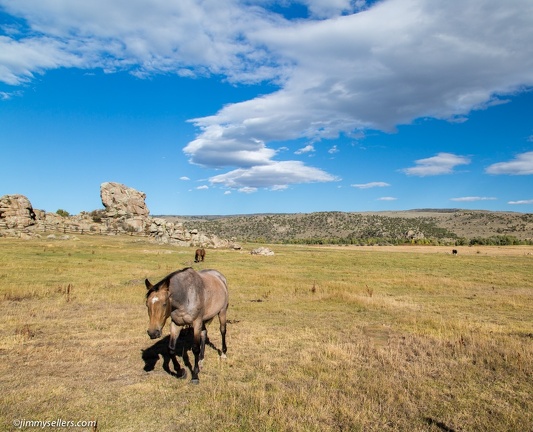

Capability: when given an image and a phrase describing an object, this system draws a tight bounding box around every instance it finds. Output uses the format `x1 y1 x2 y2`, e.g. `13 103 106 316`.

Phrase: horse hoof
176 369 187 380
190 378 200 385
220 353 227 360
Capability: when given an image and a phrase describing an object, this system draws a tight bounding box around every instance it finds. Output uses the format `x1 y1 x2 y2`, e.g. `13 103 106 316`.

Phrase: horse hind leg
199 325 207 369
219 307 228 359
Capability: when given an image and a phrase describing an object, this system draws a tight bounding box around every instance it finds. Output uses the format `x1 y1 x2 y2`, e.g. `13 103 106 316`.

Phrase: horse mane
145 267 193 298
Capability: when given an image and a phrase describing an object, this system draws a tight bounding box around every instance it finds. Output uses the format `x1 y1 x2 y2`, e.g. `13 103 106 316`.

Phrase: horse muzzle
147 328 162 339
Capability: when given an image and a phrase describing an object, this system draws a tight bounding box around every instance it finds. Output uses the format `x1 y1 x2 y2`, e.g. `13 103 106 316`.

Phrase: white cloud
508 199 533 205
0 0 277 83
182 0 533 188
0 35 86 85
377 196 397 201
2 0 533 190
183 125 277 168
179 176 190 181
485 152 533 175
0 89 23 100
196 185 209 190
351 181 390 189
295 144 315 155
209 160 338 190
401 153 471 177
238 187 257 194
328 145 339 154
450 196 497 202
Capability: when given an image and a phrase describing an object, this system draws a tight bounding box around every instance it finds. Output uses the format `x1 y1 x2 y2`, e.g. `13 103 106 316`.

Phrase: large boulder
100 182 149 217
0 194 37 229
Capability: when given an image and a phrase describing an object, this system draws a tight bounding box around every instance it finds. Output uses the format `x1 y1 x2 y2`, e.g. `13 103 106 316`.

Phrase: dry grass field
1 236 532 431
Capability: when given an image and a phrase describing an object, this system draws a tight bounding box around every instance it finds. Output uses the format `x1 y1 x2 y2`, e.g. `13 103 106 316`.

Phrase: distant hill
159 209 533 245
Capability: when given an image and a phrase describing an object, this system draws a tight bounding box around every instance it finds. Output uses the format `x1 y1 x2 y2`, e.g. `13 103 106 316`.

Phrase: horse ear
145 279 153 290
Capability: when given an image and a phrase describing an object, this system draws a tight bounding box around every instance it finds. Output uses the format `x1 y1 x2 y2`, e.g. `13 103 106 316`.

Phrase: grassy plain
1 235 532 431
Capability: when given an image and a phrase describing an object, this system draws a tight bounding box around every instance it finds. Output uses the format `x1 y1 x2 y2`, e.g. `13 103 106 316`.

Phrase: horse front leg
168 322 186 379
190 321 203 384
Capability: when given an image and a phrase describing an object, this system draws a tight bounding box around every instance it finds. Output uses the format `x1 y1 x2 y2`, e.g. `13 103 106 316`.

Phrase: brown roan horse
145 267 229 384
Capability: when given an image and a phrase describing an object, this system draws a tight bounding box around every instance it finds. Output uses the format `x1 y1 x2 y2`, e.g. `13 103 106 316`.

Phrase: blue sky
1 0 532 215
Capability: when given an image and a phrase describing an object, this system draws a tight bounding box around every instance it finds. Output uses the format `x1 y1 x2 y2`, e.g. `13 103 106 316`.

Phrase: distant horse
452 249 458 255
145 267 229 384
194 248 205 263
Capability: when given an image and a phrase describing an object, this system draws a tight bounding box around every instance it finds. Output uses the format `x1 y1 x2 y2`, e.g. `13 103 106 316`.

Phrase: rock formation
99 182 150 235
100 182 149 217
0 194 36 229
0 183 239 249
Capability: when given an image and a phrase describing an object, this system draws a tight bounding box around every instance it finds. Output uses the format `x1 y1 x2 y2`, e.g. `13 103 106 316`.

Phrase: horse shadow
141 328 222 379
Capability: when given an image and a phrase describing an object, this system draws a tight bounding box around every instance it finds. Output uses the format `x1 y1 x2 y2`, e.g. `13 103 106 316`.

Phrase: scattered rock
406 230 425 240
251 247 275 256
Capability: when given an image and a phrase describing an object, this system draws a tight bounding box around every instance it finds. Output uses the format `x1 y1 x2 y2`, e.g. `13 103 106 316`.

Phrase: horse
145 267 229 384
194 248 205 263
452 249 458 255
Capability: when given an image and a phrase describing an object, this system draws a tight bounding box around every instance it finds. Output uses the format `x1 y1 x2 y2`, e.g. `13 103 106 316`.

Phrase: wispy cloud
485 151 533 175
295 144 315 155
508 199 533 205
450 196 497 202
401 153 471 177
0 90 22 100
351 181 390 189
179 176 190 181
377 197 397 201
238 187 257 194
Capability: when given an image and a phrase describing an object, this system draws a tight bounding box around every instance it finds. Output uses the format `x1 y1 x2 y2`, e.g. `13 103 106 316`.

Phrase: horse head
145 278 171 339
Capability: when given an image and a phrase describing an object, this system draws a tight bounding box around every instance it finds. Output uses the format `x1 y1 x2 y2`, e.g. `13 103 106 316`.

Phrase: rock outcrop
0 194 36 229
0 183 238 249
100 182 149 217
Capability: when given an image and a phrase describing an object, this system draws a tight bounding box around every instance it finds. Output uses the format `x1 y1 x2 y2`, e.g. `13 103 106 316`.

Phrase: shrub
90 209 105 223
